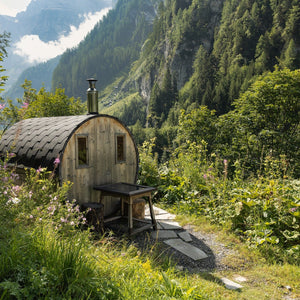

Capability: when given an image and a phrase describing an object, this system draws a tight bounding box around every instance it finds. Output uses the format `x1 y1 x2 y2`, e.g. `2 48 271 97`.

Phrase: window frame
115 133 126 164
76 134 89 168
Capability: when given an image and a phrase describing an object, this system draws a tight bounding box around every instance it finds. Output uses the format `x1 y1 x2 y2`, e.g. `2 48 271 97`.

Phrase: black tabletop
93 182 156 196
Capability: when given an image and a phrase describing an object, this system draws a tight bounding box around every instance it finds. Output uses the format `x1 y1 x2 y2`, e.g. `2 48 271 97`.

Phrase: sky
0 0 32 17
14 8 111 63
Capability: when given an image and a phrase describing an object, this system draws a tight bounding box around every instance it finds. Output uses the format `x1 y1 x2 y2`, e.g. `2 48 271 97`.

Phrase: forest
0 0 299 298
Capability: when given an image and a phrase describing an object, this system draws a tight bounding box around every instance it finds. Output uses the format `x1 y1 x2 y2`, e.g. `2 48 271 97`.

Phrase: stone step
221 278 243 290
164 239 208 261
151 230 178 239
178 231 193 242
159 221 181 230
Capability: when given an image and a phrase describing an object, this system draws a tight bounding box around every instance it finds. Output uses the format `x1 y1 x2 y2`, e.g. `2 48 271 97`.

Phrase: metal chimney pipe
86 78 98 114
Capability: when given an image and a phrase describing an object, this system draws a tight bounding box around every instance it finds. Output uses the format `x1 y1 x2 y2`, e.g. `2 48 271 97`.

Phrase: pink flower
54 157 60 165
36 167 43 173
223 159 228 165
0 103 5 110
21 102 29 109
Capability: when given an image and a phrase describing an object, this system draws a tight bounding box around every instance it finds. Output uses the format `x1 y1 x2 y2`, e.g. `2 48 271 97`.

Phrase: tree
22 82 86 119
229 68 300 176
1 80 86 132
0 32 10 94
177 106 218 152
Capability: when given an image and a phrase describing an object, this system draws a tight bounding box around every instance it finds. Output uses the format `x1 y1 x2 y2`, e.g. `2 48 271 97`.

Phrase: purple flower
203 174 208 179
290 207 298 212
54 157 60 165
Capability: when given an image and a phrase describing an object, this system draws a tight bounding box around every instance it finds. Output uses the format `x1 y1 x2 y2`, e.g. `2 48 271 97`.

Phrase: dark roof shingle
0 115 95 171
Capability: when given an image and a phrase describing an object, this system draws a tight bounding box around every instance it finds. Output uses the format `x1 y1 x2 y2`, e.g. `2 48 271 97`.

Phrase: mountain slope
1 0 114 95
53 0 300 126
52 0 160 100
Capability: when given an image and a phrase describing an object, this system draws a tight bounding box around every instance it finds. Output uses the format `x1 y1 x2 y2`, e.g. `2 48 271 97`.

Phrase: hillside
1 0 114 95
52 0 300 126
52 0 160 100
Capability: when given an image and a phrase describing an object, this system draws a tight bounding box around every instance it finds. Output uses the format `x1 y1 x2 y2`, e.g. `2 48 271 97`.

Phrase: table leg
148 195 157 230
128 197 133 234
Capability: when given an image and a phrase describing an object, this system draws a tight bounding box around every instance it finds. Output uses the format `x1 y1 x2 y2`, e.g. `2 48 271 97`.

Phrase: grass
172 212 300 300
1 155 299 299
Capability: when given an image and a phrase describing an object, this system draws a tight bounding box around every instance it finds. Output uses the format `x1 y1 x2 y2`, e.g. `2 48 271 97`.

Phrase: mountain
0 0 115 97
52 0 300 128
52 0 160 100
4 56 60 100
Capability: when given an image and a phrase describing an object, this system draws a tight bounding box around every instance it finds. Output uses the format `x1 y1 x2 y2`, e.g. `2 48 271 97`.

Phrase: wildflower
9 197 20 204
0 103 5 110
12 185 21 192
223 159 228 165
203 174 208 179
36 167 43 173
290 207 298 212
70 221 75 226
21 102 29 109
28 191 32 199
29 215 34 219
54 157 60 165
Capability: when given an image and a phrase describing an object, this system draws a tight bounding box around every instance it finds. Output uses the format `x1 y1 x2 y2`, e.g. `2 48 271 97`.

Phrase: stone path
145 206 208 261
144 205 244 290
105 204 244 290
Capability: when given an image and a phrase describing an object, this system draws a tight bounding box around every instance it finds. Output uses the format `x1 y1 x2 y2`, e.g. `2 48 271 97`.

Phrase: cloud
13 8 111 64
0 0 32 17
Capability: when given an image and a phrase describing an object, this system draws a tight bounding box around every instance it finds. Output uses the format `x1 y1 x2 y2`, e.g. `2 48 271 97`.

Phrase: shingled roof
0 115 96 171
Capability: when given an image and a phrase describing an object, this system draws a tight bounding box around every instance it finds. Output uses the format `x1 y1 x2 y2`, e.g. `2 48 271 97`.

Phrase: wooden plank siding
60 117 138 216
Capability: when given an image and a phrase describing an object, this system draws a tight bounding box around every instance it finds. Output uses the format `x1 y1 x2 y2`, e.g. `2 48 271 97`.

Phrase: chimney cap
87 78 97 82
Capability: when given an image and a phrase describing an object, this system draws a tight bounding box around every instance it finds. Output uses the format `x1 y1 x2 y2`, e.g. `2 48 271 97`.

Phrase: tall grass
0 154 211 299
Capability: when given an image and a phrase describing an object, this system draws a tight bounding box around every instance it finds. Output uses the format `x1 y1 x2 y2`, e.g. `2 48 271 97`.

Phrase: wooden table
93 182 157 235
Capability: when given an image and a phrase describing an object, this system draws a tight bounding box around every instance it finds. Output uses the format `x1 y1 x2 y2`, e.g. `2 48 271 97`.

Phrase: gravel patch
104 218 237 273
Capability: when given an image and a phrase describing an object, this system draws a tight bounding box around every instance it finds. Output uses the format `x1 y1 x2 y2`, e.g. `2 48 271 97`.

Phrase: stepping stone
159 221 181 230
178 231 193 242
164 239 208 261
145 206 176 220
221 278 243 290
233 275 247 283
151 230 178 239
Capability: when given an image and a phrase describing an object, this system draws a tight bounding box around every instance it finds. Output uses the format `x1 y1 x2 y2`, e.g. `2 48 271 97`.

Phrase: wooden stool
81 202 104 233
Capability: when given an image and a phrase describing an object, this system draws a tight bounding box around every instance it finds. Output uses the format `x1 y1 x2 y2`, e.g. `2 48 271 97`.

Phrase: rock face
135 0 224 104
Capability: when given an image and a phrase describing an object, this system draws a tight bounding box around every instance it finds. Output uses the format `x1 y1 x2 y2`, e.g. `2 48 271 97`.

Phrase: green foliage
22 83 86 119
0 152 211 299
229 68 300 177
0 80 86 131
0 32 10 95
52 0 158 99
138 138 300 264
